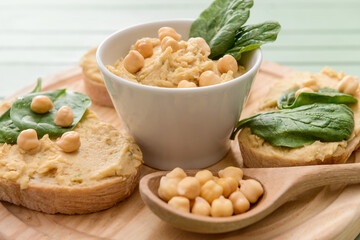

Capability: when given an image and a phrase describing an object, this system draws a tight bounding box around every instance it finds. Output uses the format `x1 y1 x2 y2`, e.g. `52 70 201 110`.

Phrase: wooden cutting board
1 61 360 240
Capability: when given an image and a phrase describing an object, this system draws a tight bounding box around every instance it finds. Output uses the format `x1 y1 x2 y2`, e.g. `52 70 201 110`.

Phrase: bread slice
0 109 143 214
0 169 139 214
238 68 360 167
80 47 113 107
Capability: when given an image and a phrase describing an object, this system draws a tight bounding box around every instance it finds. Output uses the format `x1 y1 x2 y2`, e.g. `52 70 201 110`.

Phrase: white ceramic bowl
97 19 262 170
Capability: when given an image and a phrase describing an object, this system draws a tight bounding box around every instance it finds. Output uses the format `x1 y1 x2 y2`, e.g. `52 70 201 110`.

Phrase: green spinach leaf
10 90 91 139
189 0 254 59
230 103 354 148
277 88 299 110
317 88 340 94
32 78 42 93
277 87 358 109
225 21 281 60
0 111 20 144
0 79 43 143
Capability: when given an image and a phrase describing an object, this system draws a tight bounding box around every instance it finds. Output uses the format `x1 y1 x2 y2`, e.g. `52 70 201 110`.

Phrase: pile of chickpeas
295 74 359 98
122 27 183 75
122 26 240 88
16 95 80 153
158 166 263 217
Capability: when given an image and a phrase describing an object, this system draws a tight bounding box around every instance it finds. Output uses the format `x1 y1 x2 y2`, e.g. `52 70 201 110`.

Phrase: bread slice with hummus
0 105 143 214
80 47 113 107
237 67 360 167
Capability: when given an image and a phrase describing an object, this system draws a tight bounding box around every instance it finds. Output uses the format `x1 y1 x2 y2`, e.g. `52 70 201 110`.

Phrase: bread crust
80 47 113 107
0 166 140 214
239 135 360 168
83 74 113 107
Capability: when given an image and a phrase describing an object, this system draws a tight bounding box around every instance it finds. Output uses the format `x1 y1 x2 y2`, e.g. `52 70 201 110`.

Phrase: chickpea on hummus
107 27 246 88
0 109 143 189
0 85 143 190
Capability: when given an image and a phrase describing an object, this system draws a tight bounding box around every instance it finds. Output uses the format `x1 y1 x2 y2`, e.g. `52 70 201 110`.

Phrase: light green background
1 0 359 99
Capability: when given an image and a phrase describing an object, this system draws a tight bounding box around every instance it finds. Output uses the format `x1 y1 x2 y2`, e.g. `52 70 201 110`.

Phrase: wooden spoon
139 163 360 233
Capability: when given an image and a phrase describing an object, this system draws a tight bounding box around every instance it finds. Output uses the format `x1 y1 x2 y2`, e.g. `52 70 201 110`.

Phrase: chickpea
191 196 211 216
217 55 238 74
189 37 210 56
300 77 319 91
217 177 238 198
189 198 195 209
218 166 243 183
177 177 201 199
17 129 39 151
56 131 81 153
161 36 179 52
166 167 187 179
301 77 316 87
31 95 53 114
168 196 190 213
198 71 221 87
123 50 145 74
200 180 223 203
321 67 339 78
295 87 314 98
240 179 264 204
337 75 359 95
229 190 250 214
211 196 233 217
195 170 213 186
158 176 180 201
135 39 153 58
158 27 181 41
177 80 197 88
54 106 74 127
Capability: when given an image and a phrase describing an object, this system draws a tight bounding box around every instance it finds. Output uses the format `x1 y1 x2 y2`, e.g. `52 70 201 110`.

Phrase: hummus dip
238 67 360 166
107 36 246 88
0 106 143 189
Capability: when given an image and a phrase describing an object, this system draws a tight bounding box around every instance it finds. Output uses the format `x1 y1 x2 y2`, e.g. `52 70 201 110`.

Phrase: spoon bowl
139 163 360 233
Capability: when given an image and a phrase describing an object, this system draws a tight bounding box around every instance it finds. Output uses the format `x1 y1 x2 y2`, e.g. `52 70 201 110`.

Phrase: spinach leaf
189 0 254 59
226 21 281 60
277 88 299 110
0 111 20 143
318 88 340 94
230 103 354 148
10 90 91 139
32 78 42 93
277 87 358 109
0 79 43 143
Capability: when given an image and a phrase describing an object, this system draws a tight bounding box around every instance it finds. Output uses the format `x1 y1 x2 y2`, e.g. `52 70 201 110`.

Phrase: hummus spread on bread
238 67 360 166
0 107 143 189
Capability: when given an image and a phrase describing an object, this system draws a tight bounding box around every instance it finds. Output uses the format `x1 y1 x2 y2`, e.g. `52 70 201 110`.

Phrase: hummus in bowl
96 19 262 170
107 35 246 88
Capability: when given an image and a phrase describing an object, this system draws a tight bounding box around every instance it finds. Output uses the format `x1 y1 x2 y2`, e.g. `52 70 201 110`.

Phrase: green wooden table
1 0 360 238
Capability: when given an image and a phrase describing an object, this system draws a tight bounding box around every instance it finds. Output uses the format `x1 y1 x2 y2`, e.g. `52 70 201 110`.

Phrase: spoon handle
288 163 360 195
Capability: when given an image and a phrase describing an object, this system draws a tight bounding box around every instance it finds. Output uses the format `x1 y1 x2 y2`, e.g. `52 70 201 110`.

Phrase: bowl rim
96 19 263 93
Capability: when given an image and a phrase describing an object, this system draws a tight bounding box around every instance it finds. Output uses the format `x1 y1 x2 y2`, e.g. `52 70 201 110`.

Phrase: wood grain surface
1 62 360 240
